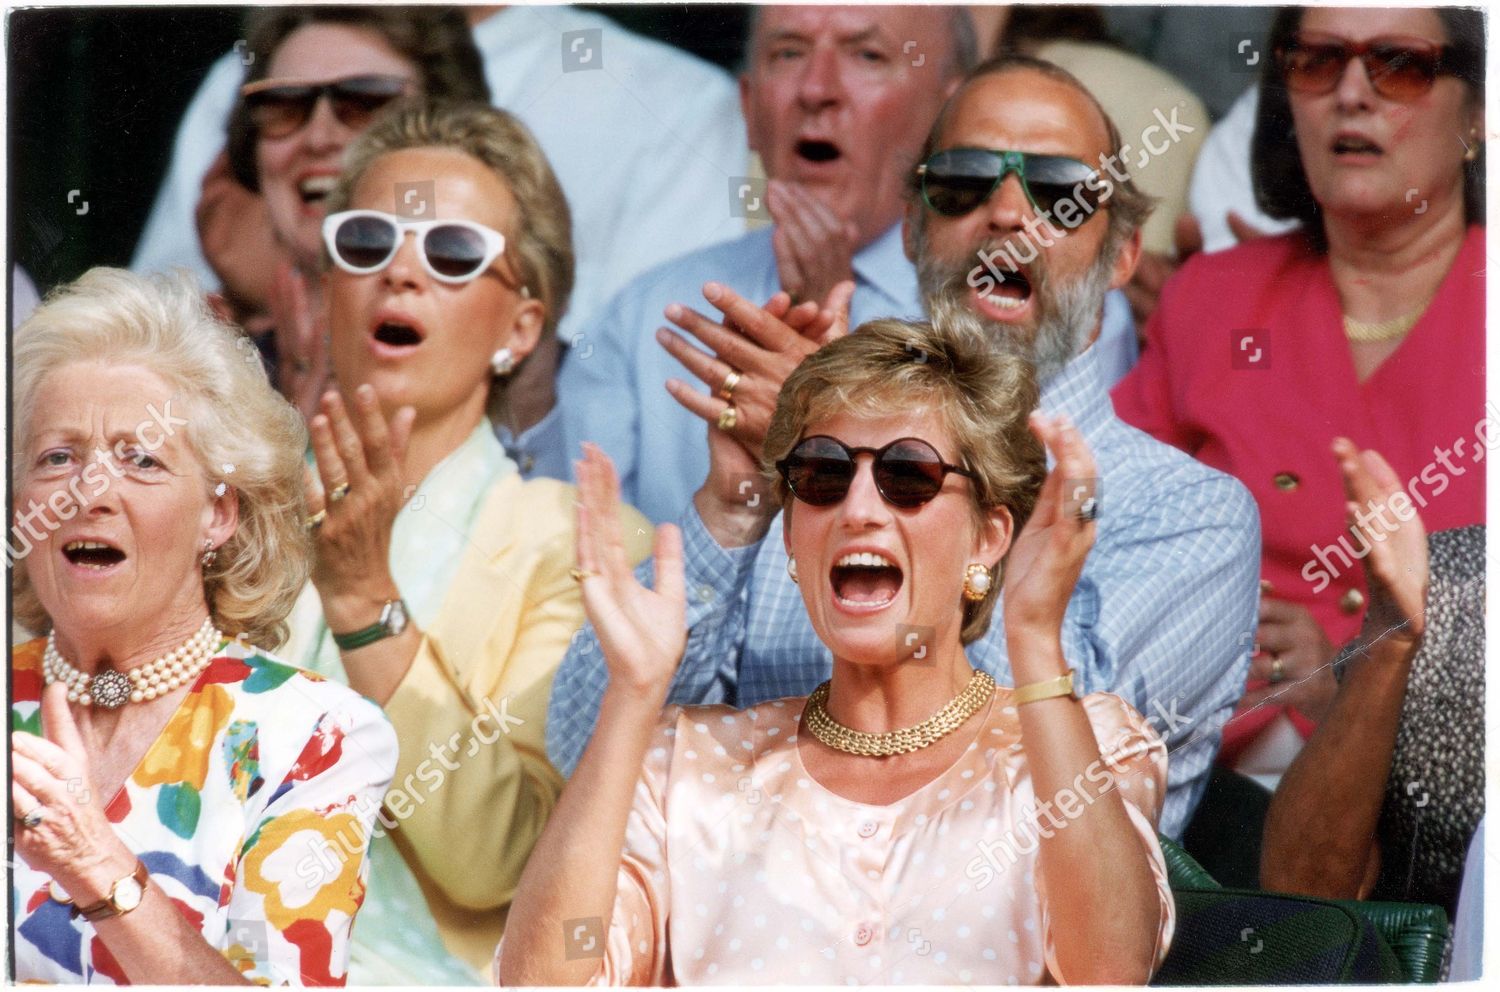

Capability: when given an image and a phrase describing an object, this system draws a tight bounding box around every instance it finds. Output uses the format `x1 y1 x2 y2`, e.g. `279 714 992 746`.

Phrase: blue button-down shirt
547 343 1260 839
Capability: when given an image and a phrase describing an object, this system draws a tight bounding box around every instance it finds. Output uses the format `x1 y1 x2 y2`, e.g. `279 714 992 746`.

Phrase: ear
497 295 548 366
974 504 1014 571
1106 226 1143 291
203 482 240 554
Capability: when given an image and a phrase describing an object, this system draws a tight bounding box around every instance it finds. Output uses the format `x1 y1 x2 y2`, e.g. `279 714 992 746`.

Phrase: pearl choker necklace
44 618 223 708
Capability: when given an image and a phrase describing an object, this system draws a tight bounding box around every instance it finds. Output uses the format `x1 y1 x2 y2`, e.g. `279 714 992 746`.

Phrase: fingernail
655 328 670 345
704 282 723 302
665 303 683 321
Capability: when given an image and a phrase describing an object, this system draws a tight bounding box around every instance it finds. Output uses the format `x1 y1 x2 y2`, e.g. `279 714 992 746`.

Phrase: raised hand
768 179 858 306
12 684 134 899
1002 414 1098 680
1333 437 1428 646
660 280 852 459
575 444 687 697
305 385 416 625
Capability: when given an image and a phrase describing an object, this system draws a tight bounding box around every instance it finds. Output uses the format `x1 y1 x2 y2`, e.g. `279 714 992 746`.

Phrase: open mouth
1332 135 1383 157
298 176 338 205
372 320 423 348
985 266 1033 310
62 540 126 569
796 139 842 164
830 551 904 610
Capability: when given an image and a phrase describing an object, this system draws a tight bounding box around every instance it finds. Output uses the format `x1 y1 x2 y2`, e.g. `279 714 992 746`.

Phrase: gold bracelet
1012 672 1075 706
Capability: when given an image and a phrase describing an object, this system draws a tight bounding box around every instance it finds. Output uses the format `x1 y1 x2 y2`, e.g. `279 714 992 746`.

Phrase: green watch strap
331 599 406 651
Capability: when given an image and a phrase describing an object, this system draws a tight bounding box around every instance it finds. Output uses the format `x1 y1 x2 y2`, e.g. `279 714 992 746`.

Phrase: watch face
386 599 408 635
113 877 145 912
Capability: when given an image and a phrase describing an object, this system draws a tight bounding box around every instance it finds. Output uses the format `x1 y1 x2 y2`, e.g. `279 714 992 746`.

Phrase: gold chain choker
44 618 222 709
803 669 996 756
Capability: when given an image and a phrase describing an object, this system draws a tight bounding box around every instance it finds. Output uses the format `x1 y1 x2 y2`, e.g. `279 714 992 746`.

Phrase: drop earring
491 347 516 377
787 557 798 583
962 562 993 602
201 539 218 569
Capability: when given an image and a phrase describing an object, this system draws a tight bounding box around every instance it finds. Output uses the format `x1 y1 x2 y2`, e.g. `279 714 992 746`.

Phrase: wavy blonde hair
11 268 311 649
764 312 1047 645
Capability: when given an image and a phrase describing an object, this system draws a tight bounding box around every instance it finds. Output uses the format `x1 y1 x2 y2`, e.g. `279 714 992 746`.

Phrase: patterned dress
10 638 398 985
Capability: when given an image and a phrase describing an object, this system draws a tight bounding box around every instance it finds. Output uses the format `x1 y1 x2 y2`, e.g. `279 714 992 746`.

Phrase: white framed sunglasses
322 209 509 285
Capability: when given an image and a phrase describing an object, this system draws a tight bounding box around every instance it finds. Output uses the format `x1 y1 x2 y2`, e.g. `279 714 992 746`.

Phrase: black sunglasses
917 148 1105 220
776 435 975 509
1276 32 1466 103
241 74 413 139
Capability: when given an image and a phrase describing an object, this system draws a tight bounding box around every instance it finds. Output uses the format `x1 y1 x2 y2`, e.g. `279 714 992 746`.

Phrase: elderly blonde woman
9 268 396 985
280 99 651 981
500 315 1174 985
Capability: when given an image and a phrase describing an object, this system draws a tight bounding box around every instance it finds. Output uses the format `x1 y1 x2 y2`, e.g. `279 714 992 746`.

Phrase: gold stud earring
787 557 798 584
962 562 993 602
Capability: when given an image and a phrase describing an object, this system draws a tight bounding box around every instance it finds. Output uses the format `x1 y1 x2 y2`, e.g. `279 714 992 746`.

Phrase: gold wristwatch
71 859 149 922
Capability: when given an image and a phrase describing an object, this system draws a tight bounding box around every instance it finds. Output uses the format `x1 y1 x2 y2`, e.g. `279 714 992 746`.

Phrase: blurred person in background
281 100 652 982
10 268 395 984
1114 7 1483 834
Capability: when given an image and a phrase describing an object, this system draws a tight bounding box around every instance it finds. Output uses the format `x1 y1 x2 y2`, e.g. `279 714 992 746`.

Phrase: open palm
1333 438 1428 644
574 444 687 695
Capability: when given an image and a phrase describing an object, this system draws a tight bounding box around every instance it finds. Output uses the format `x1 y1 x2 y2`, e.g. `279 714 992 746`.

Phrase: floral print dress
10 638 398 985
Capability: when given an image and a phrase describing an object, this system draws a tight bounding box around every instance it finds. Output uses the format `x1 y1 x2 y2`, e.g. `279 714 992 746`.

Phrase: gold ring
19 806 44 828
305 509 327 531
328 483 351 503
717 405 738 432
1269 656 1285 684
569 568 597 583
718 370 742 401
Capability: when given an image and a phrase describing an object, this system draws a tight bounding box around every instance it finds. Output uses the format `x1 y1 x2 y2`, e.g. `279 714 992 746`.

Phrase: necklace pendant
90 670 133 709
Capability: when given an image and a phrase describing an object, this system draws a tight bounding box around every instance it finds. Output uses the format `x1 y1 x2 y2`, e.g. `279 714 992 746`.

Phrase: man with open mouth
549 53 1262 847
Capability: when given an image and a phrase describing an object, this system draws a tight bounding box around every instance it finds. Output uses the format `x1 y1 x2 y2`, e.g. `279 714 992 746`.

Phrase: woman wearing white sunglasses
280 99 653 982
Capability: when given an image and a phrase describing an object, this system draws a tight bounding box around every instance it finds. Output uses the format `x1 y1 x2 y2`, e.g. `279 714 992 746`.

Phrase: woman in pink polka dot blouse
500 317 1175 984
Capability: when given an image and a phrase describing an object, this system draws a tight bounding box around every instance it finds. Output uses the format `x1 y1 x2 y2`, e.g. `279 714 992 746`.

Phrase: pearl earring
962 562 993 602
787 557 798 583
201 539 218 569
491 347 516 377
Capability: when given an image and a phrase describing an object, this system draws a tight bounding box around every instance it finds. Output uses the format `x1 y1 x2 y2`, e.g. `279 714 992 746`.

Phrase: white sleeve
1187 86 1300 253
130 51 245 286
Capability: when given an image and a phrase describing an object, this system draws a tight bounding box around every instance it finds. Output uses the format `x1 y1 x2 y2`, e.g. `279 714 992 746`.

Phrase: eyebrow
760 25 891 48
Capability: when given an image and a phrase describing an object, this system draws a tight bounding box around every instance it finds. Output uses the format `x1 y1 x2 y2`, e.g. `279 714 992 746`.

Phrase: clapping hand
575 444 687 698
1334 437 1428 648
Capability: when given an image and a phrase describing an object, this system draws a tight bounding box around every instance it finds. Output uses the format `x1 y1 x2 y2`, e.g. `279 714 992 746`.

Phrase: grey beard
917 240 1118 386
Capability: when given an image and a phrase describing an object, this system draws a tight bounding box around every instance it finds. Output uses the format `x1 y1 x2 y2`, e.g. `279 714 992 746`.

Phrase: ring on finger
717 405 739 432
569 568 598 583
328 483 351 503
19 806 45 828
305 508 328 532
1074 496 1100 522
1269 655 1286 684
718 370 742 401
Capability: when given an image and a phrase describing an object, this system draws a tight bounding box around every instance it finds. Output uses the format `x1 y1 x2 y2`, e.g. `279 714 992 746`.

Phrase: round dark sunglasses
776 436 975 509
241 74 413 139
917 147 1105 220
1276 33 1466 102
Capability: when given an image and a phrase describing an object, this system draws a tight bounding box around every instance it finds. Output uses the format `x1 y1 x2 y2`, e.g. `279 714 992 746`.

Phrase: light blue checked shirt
547 343 1260 839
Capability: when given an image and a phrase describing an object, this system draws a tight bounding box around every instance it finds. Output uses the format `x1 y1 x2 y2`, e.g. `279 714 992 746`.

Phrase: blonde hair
326 99 575 346
764 313 1046 644
11 268 311 649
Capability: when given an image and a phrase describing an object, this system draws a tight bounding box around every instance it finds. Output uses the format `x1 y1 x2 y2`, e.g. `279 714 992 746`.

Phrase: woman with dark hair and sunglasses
499 313 1175 985
1112 6 1483 805
193 6 488 418
277 99 651 983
